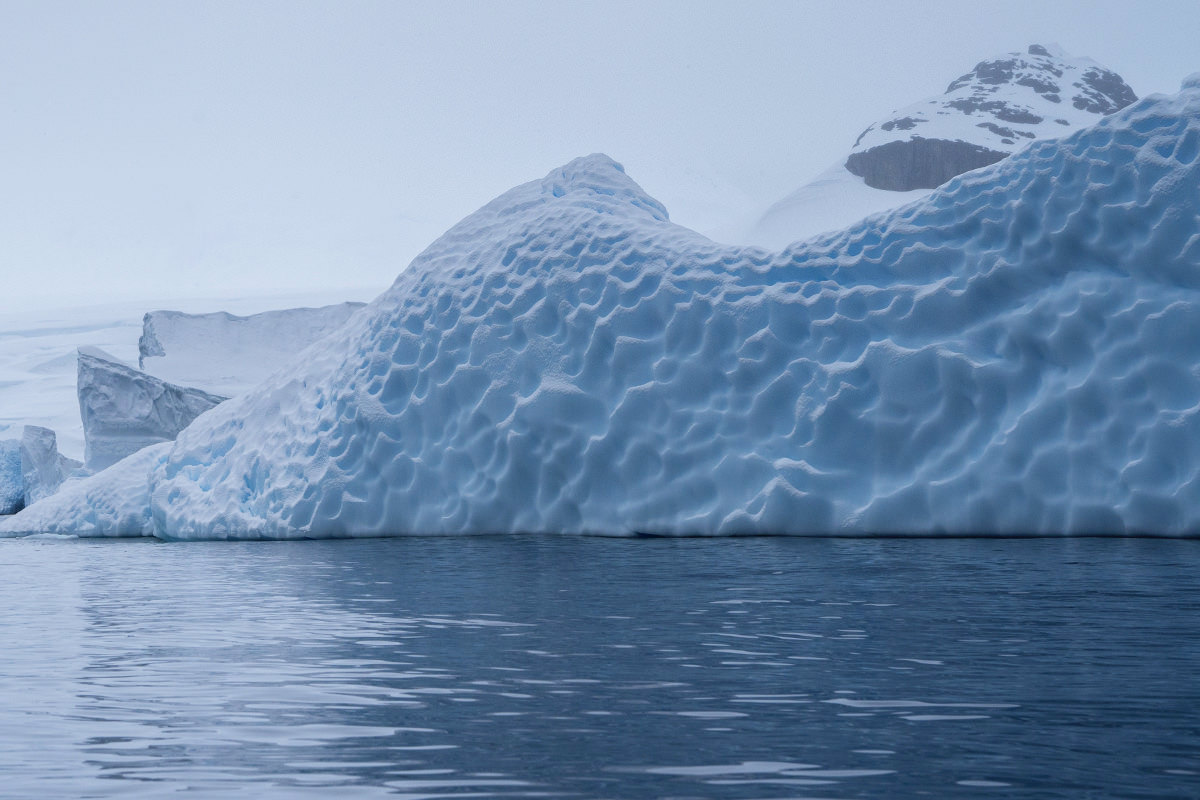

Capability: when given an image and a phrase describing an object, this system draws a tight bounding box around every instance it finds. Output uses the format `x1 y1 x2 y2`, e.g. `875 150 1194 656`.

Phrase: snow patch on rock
20 425 79 506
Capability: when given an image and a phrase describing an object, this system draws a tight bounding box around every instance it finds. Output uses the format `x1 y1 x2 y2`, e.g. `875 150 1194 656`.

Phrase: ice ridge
5 89 1200 539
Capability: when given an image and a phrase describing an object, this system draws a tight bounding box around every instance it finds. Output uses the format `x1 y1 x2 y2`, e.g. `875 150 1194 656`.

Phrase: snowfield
4 83 1200 538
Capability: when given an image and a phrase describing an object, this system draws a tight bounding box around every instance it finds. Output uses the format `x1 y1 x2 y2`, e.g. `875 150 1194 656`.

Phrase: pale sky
3 0 1199 308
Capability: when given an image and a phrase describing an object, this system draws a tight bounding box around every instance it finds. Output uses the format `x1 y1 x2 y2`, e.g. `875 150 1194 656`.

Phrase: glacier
4 83 1200 539
0 440 22 515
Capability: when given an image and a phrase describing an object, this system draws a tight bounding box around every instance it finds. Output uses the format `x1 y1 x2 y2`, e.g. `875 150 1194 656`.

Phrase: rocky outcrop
845 138 1008 192
845 45 1137 191
77 347 227 472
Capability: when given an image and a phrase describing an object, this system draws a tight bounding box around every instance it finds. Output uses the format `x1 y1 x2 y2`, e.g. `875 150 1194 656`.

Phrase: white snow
849 46 1131 156
139 303 366 397
6 83 1200 539
744 165 931 250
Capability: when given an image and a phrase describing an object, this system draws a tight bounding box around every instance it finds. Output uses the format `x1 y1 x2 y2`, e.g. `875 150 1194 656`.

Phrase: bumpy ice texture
78 347 227 472
10 86 1200 538
0 444 168 537
139 303 366 397
132 86 1200 539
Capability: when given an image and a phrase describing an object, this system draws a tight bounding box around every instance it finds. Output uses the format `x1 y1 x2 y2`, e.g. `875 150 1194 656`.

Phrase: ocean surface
0 535 1196 799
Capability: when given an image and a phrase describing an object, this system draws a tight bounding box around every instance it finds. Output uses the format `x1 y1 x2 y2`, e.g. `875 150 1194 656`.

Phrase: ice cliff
77 347 226 472
4 83 1200 538
139 303 366 397
20 426 79 506
0 440 21 515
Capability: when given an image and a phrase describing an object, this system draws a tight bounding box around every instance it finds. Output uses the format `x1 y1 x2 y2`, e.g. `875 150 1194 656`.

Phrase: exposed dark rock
845 138 1008 191
881 116 922 132
1073 68 1138 114
947 98 1044 124
977 122 1036 139
1017 75 1061 97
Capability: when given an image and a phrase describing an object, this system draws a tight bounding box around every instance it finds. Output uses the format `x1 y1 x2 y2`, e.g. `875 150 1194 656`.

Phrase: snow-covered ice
139 303 366 397
5 83 1200 539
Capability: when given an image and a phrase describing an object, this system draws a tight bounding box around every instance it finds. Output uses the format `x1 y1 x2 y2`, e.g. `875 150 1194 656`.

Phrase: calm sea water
0 535 1196 799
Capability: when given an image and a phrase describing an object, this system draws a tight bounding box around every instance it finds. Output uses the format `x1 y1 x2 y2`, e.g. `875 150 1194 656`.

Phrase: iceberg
5 83 1200 539
20 425 80 506
0 443 168 536
0 440 22 515
138 302 366 397
77 347 226 472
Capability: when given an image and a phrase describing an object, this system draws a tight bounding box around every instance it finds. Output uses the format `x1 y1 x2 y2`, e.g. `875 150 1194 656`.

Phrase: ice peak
540 153 670 222
1183 73 1200 92
1027 43 1067 58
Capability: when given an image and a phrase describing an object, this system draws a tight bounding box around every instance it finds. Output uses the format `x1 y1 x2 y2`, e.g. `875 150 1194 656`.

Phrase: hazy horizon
5 0 1199 309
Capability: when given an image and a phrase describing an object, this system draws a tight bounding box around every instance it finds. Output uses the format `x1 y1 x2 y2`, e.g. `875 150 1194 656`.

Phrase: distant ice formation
77 347 226 472
139 303 366 397
20 425 79 506
0 427 81 515
0 440 22 515
4 83 1200 539
746 45 1137 248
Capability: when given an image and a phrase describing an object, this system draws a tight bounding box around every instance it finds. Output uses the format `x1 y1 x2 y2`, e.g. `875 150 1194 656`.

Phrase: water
0 536 1196 799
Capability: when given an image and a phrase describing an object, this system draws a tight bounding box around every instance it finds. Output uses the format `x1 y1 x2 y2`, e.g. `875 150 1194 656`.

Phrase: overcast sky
4 0 1199 308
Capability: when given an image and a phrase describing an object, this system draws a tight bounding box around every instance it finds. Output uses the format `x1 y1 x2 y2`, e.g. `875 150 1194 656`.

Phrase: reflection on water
0 536 1197 798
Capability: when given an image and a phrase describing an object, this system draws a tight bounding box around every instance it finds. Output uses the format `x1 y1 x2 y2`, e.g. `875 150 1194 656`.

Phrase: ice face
77 347 227 472
8 86 1200 539
19 425 78 507
0 440 22 515
139 303 366 397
